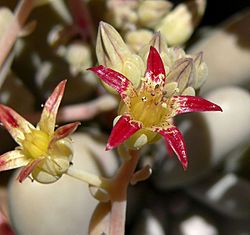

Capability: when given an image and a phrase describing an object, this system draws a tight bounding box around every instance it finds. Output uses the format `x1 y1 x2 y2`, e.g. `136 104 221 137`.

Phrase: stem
66 165 110 189
24 94 118 123
0 0 33 69
109 150 140 235
67 0 96 45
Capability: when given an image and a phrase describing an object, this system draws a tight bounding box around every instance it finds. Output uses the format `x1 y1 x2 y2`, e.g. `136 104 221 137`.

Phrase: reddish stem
109 150 140 235
0 0 33 69
24 94 118 123
67 0 96 45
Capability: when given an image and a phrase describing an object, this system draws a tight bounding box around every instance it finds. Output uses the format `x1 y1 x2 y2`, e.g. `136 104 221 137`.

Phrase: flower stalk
108 150 140 235
66 165 110 189
0 0 33 69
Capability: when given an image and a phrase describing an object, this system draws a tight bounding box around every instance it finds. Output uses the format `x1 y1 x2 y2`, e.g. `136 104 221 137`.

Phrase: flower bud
166 58 194 94
138 0 173 28
105 0 139 30
191 51 208 89
125 29 153 53
139 32 168 63
96 22 144 90
165 47 186 67
96 21 130 70
65 42 92 75
156 0 206 46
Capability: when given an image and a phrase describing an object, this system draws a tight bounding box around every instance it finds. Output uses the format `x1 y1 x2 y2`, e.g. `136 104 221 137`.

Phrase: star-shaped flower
88 47 222 169
0 80 80 183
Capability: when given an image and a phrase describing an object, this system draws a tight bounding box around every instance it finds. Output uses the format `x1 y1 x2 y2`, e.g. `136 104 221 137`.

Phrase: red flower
88 47 222 169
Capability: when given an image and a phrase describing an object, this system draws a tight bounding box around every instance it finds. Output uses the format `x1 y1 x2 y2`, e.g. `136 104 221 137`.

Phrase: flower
88 47 222 169
0 80 80 183
96 22 208 98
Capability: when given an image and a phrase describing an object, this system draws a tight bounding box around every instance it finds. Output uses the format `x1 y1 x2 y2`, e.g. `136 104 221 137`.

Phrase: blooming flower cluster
89 46 222 169
96 21 208 98
0 80 80 183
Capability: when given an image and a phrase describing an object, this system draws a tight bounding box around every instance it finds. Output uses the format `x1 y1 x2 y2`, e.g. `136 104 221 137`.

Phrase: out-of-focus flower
137 0 173 28
0 80 80 184
105 0 139 31
104 0 206 48
156 0 206 46
125 29 153 53
89 47 222 169
65 42 92 75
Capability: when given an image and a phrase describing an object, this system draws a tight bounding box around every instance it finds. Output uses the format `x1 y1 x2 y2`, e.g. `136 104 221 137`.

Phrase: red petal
106 115 141 150
88 66 133 100
155 126 188 169
145 46 166 85
38 80 67 135
0 105 34 144
165 139 174 157
17 159 42 183
174 96 222 114
50 122 80 145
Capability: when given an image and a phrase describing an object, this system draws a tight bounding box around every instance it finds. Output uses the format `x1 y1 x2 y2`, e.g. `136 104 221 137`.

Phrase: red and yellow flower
0 80 80 183
89 47 222 169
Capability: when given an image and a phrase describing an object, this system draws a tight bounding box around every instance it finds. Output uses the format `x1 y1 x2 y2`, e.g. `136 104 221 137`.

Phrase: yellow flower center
22 129 50 159
130 84 172 127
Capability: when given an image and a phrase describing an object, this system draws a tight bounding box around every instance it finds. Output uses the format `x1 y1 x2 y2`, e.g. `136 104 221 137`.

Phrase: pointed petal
145 46 166 85
155 126 188 169
88 66 135 101
38 80 67 135
173 96 222 114
165 139 174 157
0 105 34 144
17 159 43 183
50 122 80 145
0 150 29 171
106 115 142 150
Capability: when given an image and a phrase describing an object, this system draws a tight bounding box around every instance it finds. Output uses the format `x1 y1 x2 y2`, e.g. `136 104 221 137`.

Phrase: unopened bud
156 0 206 46
192 51 208 89
125 29 153 53
138 0 173 28
139 32 168 64
96 21 131 71
166 58 194 93
96 22 144 90
105 0 139 30
165 47 186 68
65 42 92 75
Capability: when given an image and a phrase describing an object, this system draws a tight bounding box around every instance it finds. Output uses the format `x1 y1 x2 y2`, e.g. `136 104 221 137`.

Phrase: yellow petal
0 150 29 171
